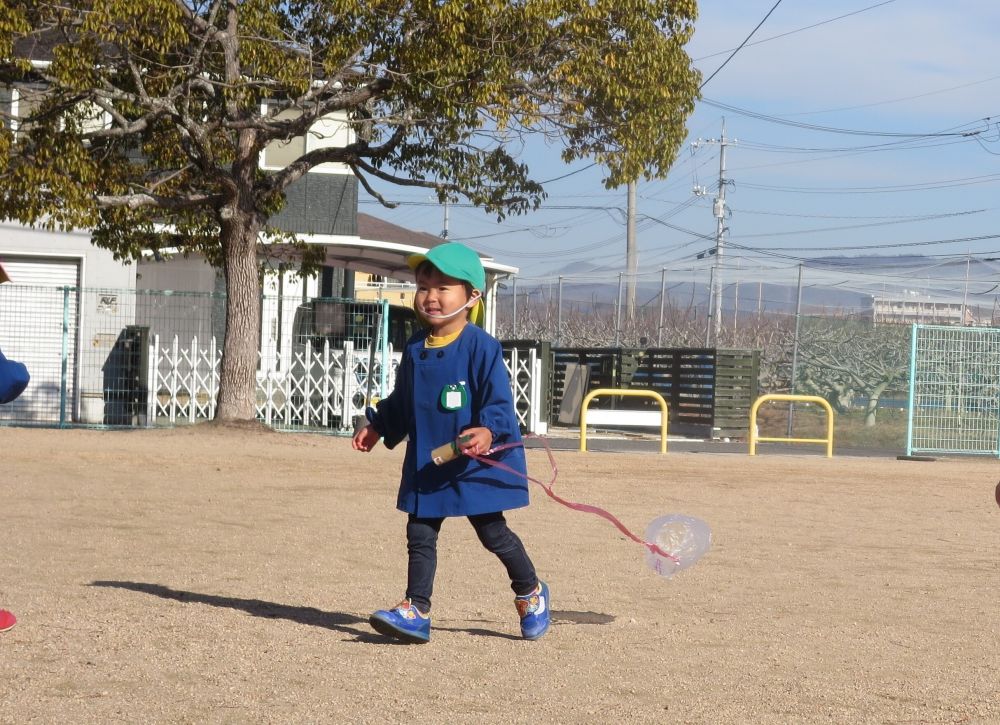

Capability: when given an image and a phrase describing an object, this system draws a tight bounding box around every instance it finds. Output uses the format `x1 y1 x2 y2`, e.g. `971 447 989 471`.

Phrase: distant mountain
505 254 1000 317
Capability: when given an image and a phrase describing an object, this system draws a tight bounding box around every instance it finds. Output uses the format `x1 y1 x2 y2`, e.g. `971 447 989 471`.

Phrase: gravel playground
1 426 998 724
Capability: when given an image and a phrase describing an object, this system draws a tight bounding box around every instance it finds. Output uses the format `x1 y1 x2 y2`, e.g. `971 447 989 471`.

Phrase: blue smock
371 324 529 517
0 349 29 404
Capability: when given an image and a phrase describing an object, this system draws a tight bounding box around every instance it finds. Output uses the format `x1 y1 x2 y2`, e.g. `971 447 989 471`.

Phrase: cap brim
406 253 428 272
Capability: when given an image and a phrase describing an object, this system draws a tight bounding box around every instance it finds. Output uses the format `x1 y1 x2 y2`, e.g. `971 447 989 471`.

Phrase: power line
700 0 785 91
538 163 597 184
694 1 897 62
700 98 991 138
736 209 987 239
780 73 1000 117
728 205 993 221
739 172 1000 195
731 232 1000 253
734 134 979 155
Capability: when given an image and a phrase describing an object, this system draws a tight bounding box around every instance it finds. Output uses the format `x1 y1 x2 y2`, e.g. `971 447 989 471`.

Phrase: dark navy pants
405 512 537 613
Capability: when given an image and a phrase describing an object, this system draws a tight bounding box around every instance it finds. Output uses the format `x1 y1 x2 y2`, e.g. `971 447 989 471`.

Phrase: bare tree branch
96 191 223 211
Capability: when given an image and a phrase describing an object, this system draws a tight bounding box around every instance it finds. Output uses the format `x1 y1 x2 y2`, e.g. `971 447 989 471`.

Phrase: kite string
467 435 679 563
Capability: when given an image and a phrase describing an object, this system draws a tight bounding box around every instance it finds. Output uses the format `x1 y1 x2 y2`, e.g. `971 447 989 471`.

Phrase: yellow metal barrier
579 388 669 454
749 394 834 457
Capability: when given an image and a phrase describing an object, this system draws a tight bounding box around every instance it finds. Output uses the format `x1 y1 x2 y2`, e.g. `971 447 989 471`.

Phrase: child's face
414 266 474 329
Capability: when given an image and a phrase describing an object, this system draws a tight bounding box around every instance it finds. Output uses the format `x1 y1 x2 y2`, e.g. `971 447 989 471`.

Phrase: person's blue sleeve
473 339 520 443
0 349 29 404
370 345 412 450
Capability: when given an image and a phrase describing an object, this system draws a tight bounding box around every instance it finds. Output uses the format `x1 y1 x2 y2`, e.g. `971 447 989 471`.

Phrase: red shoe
0 609 16 632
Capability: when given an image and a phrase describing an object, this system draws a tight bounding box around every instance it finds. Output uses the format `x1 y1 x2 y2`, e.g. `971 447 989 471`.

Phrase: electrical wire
700 0 786 91
739 172 1000 195
700 98 990 138
694 1 898 62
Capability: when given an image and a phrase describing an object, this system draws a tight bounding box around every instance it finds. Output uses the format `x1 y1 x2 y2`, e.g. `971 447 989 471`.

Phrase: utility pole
704 265 714 347
712 121 730 345
733 258 741 333
962 251 971 325
657 267 667 347
441 198 450 239
615 272 624 347
512 276 518 338
693 120 733 347
626 181 638 320
556 276 564 347
787 263 804 437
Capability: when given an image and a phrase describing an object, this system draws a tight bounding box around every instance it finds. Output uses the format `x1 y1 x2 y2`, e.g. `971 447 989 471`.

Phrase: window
261 108 306 169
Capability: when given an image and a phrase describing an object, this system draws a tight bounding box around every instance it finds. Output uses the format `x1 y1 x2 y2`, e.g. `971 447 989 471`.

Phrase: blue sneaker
369 599 431 643
515 581 550 640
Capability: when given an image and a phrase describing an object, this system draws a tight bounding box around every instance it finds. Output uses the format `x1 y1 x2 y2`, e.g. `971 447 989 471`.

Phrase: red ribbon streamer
467 435 679 563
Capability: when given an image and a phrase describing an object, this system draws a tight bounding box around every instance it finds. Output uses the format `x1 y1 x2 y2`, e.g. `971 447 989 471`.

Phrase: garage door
0 257 81 424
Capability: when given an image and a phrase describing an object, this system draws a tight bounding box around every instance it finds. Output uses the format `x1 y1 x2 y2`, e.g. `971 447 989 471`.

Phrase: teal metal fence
0 285 394 430
906 324 1000 456
0 285 547 434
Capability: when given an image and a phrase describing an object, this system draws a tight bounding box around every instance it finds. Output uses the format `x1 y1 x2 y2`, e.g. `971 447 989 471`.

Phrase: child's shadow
89 581 613 643
435 622 523 640
89 580 376 639
439 610 615 640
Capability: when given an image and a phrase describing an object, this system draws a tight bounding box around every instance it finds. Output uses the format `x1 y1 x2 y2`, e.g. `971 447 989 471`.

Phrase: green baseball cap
407 242 487 327
407 242 487 292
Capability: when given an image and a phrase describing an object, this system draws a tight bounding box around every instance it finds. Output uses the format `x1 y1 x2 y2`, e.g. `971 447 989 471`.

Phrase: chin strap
417 293 481 321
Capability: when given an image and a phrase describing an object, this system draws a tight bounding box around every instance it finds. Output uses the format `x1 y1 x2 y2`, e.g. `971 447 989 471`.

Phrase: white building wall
137 254 220 293
0 222 138 422
0 222 136 289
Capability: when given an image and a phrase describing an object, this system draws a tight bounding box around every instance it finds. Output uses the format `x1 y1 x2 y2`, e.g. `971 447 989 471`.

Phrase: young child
352 242 549 643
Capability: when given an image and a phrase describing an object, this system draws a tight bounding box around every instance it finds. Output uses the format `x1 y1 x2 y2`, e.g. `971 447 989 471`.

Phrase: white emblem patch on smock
440 382 468 411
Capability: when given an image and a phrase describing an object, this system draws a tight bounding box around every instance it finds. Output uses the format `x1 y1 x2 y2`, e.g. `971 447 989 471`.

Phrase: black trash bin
103 325 150 425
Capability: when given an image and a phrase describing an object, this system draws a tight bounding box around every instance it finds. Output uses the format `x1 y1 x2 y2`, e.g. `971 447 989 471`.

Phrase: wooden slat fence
712 349 760 436
545 346 760 437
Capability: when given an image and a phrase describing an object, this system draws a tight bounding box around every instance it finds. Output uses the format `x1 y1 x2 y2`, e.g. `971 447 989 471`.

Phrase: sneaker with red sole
0 609 16 633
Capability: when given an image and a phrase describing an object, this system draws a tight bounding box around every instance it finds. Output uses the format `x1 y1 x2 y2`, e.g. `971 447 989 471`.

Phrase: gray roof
357 213 445 249
314 214 518 280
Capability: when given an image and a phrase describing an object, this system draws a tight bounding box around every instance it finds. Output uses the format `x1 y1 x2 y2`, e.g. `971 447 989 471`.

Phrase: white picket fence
147 335 547 434
506 345 547 434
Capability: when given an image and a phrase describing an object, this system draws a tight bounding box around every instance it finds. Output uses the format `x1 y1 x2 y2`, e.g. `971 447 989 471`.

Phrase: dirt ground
0 426 997 724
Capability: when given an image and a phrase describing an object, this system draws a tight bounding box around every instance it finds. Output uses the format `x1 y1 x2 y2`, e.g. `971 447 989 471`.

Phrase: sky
364 1 1000 310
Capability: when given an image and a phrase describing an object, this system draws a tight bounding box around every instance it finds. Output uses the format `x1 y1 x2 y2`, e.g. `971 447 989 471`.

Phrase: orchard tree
0 0 701 422
795 318 909 427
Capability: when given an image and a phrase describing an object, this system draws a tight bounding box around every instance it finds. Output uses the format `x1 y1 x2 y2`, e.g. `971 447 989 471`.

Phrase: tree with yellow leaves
0 0 700 421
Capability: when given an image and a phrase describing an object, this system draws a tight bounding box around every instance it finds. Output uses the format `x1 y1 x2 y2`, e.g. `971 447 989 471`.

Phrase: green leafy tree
0 0 700 421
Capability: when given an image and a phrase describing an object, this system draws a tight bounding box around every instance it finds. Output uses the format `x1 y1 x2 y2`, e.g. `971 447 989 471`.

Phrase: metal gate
906 324 1000 456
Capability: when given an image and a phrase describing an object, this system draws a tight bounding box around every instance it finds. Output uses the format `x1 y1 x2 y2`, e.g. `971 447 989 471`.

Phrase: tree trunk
215 208 263 422
864 380 890 427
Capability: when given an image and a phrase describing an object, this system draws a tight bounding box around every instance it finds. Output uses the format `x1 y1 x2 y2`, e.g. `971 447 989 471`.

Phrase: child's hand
353 424 381 452
457 427 493 456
